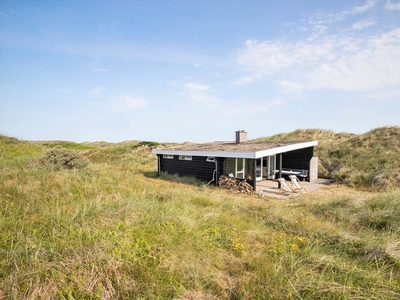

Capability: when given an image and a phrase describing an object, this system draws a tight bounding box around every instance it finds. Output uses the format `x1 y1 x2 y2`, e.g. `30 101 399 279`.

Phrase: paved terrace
257 178 331 199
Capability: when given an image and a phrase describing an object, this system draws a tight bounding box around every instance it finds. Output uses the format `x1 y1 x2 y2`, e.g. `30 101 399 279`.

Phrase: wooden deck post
278 153 282 188
215 159 219 186
252 159 257 191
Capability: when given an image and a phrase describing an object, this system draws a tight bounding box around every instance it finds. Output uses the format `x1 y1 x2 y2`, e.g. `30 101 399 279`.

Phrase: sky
0 0 399 143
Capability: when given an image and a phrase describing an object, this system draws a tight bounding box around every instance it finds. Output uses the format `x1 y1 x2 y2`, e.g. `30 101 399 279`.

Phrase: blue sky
1 0 399 143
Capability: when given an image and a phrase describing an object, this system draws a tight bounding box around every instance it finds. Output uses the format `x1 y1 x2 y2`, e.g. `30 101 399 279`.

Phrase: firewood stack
218 175 254 195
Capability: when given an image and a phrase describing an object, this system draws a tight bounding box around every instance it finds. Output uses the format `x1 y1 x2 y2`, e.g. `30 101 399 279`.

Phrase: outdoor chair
289 175 308 194
277 178 299 196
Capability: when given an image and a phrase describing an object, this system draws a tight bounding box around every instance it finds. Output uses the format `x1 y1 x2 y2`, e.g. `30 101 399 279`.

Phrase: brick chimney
235 130 247 144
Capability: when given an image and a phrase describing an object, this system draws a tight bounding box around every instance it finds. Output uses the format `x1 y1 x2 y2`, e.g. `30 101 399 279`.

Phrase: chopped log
218 175 254 195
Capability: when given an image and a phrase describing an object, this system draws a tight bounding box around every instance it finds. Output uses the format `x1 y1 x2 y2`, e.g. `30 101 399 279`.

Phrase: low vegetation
0 127 399 299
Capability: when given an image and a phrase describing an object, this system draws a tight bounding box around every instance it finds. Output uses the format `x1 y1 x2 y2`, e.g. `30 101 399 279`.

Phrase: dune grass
0 130 399 299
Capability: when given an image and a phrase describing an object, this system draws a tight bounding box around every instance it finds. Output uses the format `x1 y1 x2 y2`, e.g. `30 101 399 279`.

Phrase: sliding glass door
268 155 276 179
256 158 263 181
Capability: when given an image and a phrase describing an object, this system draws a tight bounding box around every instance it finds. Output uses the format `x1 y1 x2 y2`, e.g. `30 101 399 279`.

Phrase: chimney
235 130 247 144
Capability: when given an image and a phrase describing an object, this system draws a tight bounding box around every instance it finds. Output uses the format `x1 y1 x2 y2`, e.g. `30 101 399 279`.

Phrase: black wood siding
160 155 223 183
216 158 225 184
276 147 314 170
225 158 235 175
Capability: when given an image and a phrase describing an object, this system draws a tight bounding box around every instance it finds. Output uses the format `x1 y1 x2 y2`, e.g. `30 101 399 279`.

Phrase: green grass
0 135 43 163
1 129 399 299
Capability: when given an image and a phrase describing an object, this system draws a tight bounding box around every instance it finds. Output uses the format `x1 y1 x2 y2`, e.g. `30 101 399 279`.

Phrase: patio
256 178 331 198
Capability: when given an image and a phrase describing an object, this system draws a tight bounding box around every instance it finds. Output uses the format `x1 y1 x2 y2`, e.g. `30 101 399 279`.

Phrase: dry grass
1 129 399 299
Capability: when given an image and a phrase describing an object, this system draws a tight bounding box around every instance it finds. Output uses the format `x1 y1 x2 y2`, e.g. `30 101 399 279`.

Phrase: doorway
261 155 276 180
256 158 263 181
268 155 276 179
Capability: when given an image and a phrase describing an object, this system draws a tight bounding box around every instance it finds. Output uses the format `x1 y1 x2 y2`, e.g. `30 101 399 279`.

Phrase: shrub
39 146 89 170
373 168 400 189
133 141 160 149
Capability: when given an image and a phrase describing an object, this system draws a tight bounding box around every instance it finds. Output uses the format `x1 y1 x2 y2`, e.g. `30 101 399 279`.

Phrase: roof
152 140 318 159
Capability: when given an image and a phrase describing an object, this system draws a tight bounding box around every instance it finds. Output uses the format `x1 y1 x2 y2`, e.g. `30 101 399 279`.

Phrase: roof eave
152 140 318 159
254 140 318 158
152 149 256 159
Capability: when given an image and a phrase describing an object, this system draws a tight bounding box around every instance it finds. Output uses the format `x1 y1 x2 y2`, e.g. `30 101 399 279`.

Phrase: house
152 131 318 191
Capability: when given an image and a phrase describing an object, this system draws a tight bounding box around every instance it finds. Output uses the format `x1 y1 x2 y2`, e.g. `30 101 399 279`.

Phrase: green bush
39 146 89 170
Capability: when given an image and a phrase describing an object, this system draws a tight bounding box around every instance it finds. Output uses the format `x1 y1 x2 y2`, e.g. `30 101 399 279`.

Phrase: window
163 154 174 159
179 155 192 160
206 157 215 162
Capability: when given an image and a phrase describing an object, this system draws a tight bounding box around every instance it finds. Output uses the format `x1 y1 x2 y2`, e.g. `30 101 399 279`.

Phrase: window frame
179 155 192 161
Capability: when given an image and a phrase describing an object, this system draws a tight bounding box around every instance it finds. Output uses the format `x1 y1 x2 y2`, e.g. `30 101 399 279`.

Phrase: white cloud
90 67 109 72
275 80 306 93
87 86 105 96
215 99 282 116
306 0 377 26
306 29 400 91
212 71 221 77
189 92 223 107
235 37 336 76
385 0 400 10
351 19 376 30
111 95 147 111
186 83 211 91
235 40 293 75
347 0 377 14
235 11 400 92
362 90 400 99
233 76 256 85
166 80 181 86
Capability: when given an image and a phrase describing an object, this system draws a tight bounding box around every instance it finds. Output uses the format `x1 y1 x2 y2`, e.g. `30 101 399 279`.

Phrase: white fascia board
254 141 318 158
152 149 256 159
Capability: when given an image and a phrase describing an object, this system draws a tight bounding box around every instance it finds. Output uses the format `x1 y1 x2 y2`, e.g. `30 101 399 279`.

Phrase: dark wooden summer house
152 131 318 191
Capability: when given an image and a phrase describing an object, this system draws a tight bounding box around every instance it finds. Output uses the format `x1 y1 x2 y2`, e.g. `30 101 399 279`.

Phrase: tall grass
1 131 399 299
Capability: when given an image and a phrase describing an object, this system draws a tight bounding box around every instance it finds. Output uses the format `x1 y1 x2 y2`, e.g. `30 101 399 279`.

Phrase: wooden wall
276 146 314 170
159 155 224 184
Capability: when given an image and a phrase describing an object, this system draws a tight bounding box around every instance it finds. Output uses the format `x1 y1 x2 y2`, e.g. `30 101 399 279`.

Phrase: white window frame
206 157 215 162
235 158 245 179
179 155 192 161
163 154 174 159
